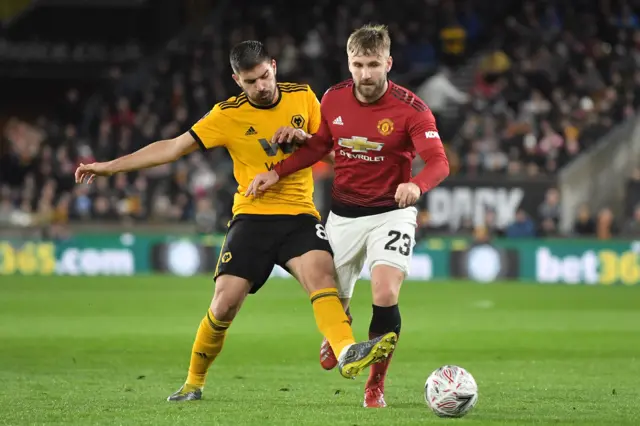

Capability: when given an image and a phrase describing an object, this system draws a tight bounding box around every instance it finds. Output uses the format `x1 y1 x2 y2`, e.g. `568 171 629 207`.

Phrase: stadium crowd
447 0 640 178
1 0 639 238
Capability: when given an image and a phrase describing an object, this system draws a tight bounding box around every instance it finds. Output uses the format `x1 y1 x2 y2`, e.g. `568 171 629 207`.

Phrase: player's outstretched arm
273 126 333 178
245 118 333 197
75 131 199 184
271 126 334 165
244 132 333 197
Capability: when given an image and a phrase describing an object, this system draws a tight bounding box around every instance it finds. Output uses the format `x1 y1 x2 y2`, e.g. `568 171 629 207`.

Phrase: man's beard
356 80 386 102
250 89 275 106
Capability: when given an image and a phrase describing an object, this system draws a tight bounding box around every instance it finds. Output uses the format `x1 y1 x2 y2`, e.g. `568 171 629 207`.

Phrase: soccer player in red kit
246 24 450 408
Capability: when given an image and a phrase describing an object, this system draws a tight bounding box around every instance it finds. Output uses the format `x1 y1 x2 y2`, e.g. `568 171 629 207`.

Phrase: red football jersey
275 79 448 217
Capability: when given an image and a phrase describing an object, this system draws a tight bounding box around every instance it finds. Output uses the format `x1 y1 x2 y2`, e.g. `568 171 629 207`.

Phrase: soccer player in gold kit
75 41 397 402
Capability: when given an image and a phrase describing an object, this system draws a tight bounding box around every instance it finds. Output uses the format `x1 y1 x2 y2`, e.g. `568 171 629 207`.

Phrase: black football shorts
214 214 333 293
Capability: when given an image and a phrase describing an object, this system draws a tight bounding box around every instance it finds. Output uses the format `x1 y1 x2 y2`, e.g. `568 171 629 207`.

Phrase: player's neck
354 80 389 104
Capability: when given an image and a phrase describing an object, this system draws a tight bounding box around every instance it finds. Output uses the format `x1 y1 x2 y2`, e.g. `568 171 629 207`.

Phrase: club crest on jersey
338 137 384 153
291 114 305 129
377 118 394 136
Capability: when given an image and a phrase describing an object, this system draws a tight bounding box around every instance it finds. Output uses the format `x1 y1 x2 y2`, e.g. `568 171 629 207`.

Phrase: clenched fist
395 182 421 208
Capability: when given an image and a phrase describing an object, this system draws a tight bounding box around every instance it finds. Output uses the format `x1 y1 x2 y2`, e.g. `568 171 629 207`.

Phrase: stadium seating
1 0 639 237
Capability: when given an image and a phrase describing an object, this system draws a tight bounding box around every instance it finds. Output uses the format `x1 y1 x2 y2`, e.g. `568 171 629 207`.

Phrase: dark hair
229 40 271 73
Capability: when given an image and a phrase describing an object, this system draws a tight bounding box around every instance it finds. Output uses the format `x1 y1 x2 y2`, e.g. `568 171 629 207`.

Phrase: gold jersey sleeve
190 83 320 219
189 106 228 149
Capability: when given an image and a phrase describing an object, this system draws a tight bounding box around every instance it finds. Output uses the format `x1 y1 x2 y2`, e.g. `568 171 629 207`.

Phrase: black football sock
367 304 401 388
369 304 401 337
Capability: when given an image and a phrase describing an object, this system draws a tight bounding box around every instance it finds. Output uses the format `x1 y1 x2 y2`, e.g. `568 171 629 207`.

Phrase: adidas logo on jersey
245 126 258 136
332 116 344 125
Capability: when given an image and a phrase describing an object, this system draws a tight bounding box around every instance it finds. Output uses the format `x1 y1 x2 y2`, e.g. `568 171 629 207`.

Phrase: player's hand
245 169 280 197
395 182 421 208
75 162 114 184
271 126 311 144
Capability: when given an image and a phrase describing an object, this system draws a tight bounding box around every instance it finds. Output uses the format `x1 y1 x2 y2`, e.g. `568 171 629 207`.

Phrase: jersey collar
247 86 283 110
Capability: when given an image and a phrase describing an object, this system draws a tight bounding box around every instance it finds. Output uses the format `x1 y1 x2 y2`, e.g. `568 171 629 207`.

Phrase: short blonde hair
346 24 391 57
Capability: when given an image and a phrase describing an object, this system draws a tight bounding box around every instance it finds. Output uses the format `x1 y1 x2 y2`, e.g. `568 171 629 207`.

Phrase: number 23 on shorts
384 230 412 256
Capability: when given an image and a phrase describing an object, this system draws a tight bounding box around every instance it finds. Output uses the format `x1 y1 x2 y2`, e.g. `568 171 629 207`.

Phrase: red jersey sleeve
274 105 333 178
407 108 450 193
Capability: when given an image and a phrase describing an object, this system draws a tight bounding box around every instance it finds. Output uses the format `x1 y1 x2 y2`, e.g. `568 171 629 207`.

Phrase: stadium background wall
423 177 555 231
2 234 640 286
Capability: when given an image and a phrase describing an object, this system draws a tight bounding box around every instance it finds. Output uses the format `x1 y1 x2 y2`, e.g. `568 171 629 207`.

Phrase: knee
210 298 240 322
208 275 251 321
371 282 400 306
210 289 243 322
307 269 338 293
302 253 339 293
371 265 403 306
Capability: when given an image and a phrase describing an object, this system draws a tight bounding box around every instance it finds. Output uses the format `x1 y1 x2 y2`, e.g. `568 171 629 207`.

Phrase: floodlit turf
0 276 639 425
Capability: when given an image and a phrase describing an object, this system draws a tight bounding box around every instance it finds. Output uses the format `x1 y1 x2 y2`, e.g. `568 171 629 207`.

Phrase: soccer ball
424 365 478 418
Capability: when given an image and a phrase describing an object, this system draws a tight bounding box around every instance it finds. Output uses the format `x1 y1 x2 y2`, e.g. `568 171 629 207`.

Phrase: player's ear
232 73 242 88
386 56 393 73
271 59 277 76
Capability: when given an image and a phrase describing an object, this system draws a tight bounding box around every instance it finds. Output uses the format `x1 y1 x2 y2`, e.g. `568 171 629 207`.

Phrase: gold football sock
310 288 356 358
185 309 231 388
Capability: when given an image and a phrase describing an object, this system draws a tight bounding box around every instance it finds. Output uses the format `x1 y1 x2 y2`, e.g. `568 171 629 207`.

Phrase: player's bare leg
364 264 404 408
168 275 251 401
286 250 396 379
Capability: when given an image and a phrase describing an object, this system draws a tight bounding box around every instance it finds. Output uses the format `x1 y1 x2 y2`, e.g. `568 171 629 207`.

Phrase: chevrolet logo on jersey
338 137 384 153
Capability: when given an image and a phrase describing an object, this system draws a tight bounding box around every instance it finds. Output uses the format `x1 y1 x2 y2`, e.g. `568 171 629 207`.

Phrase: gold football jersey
190 83 321 218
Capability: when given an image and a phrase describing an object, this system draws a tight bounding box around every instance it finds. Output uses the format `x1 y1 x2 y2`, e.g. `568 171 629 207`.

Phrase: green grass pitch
0 276 639 425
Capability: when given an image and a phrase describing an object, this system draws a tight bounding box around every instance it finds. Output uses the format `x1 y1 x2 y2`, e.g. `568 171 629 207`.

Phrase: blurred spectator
483 209 504 238
596 207 618 239
472 225 491 244
439 7 467 67
93 195 117 221
477 46 512 90
195 197 217 234
626 168 640 221
416 210 430 241
573 204 596 236
505 208 536 238
538 188 561 234
416 67 469 124
623 204 640 237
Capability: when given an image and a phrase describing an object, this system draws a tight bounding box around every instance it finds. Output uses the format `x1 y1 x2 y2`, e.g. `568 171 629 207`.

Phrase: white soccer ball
424 365 478 418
